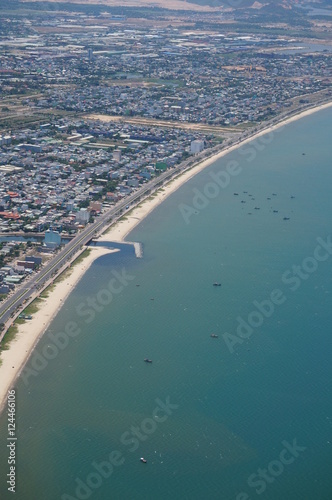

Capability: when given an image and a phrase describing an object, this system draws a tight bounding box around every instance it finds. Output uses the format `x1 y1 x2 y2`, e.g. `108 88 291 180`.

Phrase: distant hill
18 0 332 13
189 0 330 8
19 0 215 11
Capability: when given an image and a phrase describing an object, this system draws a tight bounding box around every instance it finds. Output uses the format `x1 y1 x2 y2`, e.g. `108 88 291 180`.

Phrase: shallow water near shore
0 108 332 499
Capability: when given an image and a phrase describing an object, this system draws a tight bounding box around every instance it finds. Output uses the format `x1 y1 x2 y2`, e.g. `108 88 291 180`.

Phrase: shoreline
0 247 119 413
100 100 332 244
0 100 331 411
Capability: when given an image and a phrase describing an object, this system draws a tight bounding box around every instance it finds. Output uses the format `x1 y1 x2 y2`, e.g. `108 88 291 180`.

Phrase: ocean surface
1 107 332 500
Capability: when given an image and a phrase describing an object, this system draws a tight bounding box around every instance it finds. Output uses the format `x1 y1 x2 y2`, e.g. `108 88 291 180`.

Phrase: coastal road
0 97 330 334
0 155 203 328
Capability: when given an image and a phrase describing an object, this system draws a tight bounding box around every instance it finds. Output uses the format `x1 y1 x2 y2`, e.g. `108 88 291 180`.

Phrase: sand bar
0 101 331 412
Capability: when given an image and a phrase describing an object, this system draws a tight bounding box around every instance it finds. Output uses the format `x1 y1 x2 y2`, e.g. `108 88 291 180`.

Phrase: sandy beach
0 100 331 411
0 247 119 412
100 101 332 243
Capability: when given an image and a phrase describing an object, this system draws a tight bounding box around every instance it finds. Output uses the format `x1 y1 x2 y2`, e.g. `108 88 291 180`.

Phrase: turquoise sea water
0 108 332 500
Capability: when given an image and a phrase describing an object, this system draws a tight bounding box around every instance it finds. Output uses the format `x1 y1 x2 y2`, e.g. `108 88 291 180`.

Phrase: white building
3 135 12 145
76 208 90 224
44 229 61 248
66 200 76 211
113 149 122 161
190 140 205 154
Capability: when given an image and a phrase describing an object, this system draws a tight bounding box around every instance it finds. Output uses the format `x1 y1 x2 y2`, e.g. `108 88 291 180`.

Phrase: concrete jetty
133 242 143 258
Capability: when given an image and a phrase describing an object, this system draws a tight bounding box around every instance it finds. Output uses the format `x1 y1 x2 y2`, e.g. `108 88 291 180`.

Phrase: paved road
2 97 324 330
0 159 199 327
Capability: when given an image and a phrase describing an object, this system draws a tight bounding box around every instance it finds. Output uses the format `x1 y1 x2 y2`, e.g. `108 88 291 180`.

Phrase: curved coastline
0 100 331 412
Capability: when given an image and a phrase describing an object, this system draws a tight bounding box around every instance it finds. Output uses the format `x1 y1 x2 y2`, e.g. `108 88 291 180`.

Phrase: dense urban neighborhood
0 1 332 498
0 0 331 301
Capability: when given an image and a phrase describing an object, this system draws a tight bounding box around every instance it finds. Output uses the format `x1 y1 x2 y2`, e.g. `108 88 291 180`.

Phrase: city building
44 229 62 248
191 140 205 154
113 149 122 161
75 208 90 224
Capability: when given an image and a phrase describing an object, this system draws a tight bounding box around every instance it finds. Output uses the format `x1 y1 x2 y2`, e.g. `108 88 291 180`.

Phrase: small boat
283 217 290 220
140 458 147 463
254 207 260 210
273 210 278 213
144 358 152 363
290 196 295 199
213 282 221 287
234 193 239 196
210 334 219 339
